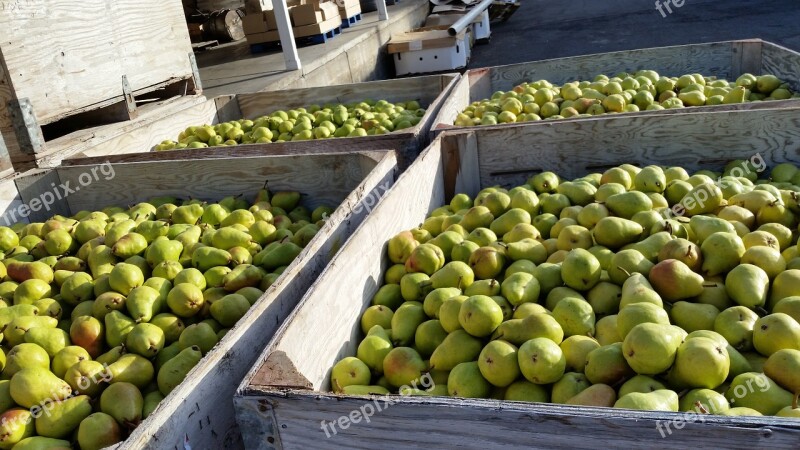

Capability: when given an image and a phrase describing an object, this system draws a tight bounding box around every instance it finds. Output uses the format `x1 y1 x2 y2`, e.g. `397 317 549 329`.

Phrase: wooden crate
0 0 202 171
432 39 800 136
58 74 461 169
234 107 800 449
0 149 398 449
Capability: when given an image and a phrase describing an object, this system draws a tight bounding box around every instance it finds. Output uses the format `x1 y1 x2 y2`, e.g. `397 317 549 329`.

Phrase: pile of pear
331 160 800 419
0 186 332 449
155 99 426 151
454 71 799 126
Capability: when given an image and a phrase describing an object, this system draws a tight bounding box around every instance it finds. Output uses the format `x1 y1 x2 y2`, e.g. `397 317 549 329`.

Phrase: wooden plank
238 393 800 450
0 0 194 127
760 41 800 92
731 39 763 78
119 151 398 450
473 107 800 186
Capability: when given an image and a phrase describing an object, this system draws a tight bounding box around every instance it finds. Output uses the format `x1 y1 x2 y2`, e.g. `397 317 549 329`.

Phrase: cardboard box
243 13 269 34
245 0 274 13
389 26 469 75
290 4 323 26
318 2 340 21
294 15 340 37
246 29 279 44
388 26 464 53
265 9 278 29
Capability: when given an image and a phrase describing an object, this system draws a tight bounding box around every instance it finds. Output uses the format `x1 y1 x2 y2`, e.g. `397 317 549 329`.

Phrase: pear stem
793 393 798 410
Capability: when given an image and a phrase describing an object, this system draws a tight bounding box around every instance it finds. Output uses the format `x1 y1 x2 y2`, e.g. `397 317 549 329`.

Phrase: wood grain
0 0 194 129
433 39 800 131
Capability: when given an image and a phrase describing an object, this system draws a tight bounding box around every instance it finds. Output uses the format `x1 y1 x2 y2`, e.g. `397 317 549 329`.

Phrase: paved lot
471 0 800 68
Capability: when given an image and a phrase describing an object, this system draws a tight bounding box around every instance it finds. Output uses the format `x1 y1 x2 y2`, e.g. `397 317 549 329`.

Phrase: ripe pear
492 313 564 345
617 302 670 339
166 283 205 318
518 337 565 384
670 337 730 389
459 206 494 232
670 301 719 332
714 306 758 351
157 345 202 395
126 323 165 358
34 394 92 439
658 238 702 271
77 412 123 450
382 347 426 388
0 408 34 448
679 388 730 414
585 343 634 385
405 243 445 276
753 313 800 356
592 217 643 249
330 356 370 393
100 382 143 430
552 297 595 337
763 349 800 407
447 361 490 399
478 340 520 387
22 327 69 359
63 360 109 397
586 281 622 316
769 270 800 310
560 336 600 373
458 295 503 337
414 320 447 358
500 272 540 306
561 249 601 291
726 372 793 415
178 323 218 354
551 372 591 404
622 323 685 375
595 315 622 345
701 232 745 276
108 263 144 295
618 374 666 397
391 301 426 346
605 191 653 219
774 296 800 323
107 353 154 389
614 389 678 411
422 288 460 319
51 346 90 379
430 261 474 290
103 310 135 349
619 273 663 308
468 246 506 280
648 259 705 302
725 264 769 308
10 368 72 409
430 329 482 371
608 249 654 285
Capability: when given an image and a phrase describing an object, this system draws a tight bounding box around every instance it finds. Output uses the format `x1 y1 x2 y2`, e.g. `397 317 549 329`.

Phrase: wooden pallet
489 0 520 22
341 12 363 28
249 24 343 53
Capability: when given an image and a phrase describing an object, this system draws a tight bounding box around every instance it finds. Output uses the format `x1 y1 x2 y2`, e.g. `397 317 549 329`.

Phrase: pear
430 330 483 371
617 302 670 339
565 383 616 407
492 313 564 345
592 217 643 249
608 249 654 285
753 313 800 356
373 283 403 308
551 372 591 404
605 191 653 219
619 273 663 308
763 349 800 405
490 208 531 237
100 382 143 430
585 343 634 385
447 361 490 399
501 379 548 403
143 390 166 419
774 297 800 323
59 272 94 305
414 320 447 358
680 388 730 414
126 323 165 358
330 356 370 393
167 283 205 318
157 345 202 396
552 297 595 337
51 346 90 379
0 408 35 448
478 340 520 387
714 306 758 351
108 263 144 295
107 353 154 389
555 225 593 251
64 360 109 397
740 246 785 280
458 295 503 337
68 315 104 358
430 261 474 290
34 395 92 439
670 301 719 332
422 288 460 319
382 347 426 388
518 337 565 384
725 264 769 308
500 272 540 306
468 246 506 280
22 327 69 358
512 302 549 319
192 247 233 271
178 323 218 354
77 412 123 450
4 343 49 379
622 323 685 375
595 315 623 345
560 335 600 373
209 293 250 327
726 372 793 415
405 243 445 276
670 337 730 389
104 310 135 349
618 374 666 397
770 270 800 310
505 238 548 264
648 259 704 301
614 389 678 411
10 368 72 409
701 232 745 276
451 241 480 263
459 206 494 232
391 301 426 346
438 295 468 332
561 249 601 291
92 291 127 320
586 281 622 316
428 231 464 259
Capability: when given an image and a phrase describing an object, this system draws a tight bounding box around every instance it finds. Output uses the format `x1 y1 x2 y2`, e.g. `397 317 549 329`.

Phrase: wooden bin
0 149 398 449
432 39 800 136
0 0 202 171
234 107 800 450
58 74 462 169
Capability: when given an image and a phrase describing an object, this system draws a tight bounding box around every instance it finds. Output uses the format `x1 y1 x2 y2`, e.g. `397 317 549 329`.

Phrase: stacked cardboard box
338 0 362 21
388 25 471 76
243 0 341 45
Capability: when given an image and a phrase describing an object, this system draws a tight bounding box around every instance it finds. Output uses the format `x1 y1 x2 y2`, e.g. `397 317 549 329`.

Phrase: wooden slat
760 41 800 92
0 0 194 127
120 151 398 450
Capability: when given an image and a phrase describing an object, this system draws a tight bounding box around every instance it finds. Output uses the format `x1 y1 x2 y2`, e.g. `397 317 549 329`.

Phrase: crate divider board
0 149 399 450
235 106 800 449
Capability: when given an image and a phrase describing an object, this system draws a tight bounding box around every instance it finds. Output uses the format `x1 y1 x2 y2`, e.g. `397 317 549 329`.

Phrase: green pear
753 313 800 356
107 353 154 389
104 310 135 348
209 294 250 327
10 436 72 449
13 279 53 305
565 383 616 407
560 335 600 373
100 382 143 430
463 279 500 297
770 270 800 310
382 347 426 388
63 360 109 397
4 343 50 378
414 320 448 358
144 238 183 266
451 240 480 263
740 246 785 280
619 273 663 308
648 259 704 301
670 337 730 389
373 283 403 308
255 242 302 270
448 361 491 398
34 394 92 439
157 345 202 395
593 217 643 249
492 313 563 345
726 372 793 415
477 340 520 387
387 231 419 263
701 232 745 276
552 372 591 403
437 295 467 332
714 306 758 351
618 374 666 397
595 315 622 345
679 183 723 216
561 249 601 291
518 337 565 384
92 291 127 320
614 389 678 411
458 295 503 337
622 323 685 374
689 215 735 244
191 246 232 271
468 246 506 280
552 297 595 337
429 330 482 371
23 327 69 358
108 263 144 295
430 261 474 290
390 301 426 346
763 349 800 405
657 238 702 271
725 264 769 308
143 390 165 419
608 249 654 285
605 191 653 219
357 333 392 374
126 323 165 358
585 343 635 385
617 302 670 339
167 283 205 318
680 388 730 414
586 281 622 315
422 288 461 319
774 296 800 324
428 231 464 259
77 412 123 450
500 272 540 306
670 301 719 332
178 323 218 354
10 368 72 409
51 346 90 379
111 232 148 259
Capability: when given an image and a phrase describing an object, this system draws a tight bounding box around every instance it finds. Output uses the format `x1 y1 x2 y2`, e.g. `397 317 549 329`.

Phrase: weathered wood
432 39 800 135
3 150 398 450
237 109 800 448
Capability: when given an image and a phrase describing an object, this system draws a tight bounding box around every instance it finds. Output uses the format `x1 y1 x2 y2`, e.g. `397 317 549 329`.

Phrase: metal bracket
121 75 137 116
7 98 45 156
188 52 204 93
